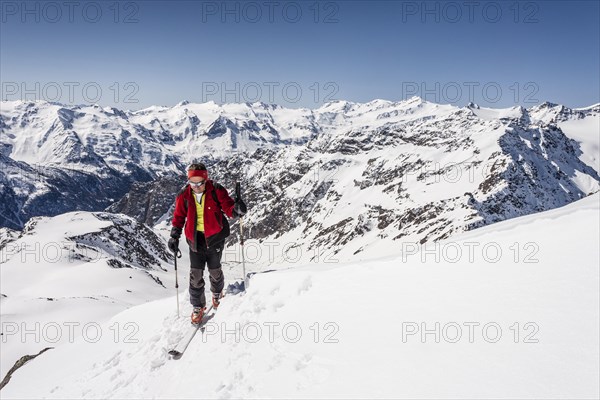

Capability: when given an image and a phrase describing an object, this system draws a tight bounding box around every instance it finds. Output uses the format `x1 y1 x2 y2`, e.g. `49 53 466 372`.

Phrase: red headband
188 170 208 180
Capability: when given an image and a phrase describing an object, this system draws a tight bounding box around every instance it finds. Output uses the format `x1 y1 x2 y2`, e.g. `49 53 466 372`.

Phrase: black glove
233 198 247 217
170 226 182 239
168 237 179 253
168 226 182 253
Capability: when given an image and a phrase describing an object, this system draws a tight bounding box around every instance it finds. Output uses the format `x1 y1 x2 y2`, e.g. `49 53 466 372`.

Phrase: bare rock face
105 175 186 227
0 348 53 390
70 212 171 273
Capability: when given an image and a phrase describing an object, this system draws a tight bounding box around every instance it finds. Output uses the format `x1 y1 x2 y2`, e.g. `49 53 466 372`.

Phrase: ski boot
212 292 224 309
191 306 204 325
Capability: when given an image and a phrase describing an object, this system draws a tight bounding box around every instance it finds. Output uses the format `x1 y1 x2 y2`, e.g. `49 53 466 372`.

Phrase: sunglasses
188 180 206 187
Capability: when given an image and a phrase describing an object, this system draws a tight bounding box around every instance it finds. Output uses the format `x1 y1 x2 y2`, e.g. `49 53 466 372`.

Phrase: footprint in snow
267 353 284 371
150 357 166 370
215 381 235 399
103 350 121 369
295 354 313 371
110 368 123 382
272 299 285 311
297 275 313 294
149 334 161 343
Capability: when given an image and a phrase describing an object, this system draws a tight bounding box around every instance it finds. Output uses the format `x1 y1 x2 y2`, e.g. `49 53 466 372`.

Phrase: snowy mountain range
1 98 598 263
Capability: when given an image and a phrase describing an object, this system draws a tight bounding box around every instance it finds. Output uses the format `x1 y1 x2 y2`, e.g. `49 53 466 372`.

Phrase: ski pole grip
235 181 241 200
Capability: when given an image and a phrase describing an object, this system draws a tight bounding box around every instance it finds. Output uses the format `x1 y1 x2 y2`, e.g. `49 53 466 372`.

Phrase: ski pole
235 181 248 290
240 215 248 290
173 248 182 317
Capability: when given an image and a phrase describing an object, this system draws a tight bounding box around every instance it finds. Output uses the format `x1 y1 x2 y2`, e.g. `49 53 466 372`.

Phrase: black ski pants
189 231 224 308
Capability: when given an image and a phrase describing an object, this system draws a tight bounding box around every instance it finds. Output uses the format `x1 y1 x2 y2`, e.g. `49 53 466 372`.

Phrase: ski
168 305 216 359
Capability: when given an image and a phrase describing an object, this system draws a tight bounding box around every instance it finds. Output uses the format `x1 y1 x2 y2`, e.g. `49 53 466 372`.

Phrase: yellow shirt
193 192 205 232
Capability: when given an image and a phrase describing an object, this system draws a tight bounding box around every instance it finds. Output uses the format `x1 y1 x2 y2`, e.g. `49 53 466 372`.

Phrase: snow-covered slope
2 194 598 399
0 212 174 379
527 102 600 174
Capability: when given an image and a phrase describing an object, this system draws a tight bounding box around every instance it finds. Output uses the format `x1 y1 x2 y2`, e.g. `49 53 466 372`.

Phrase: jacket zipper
191 186 197 252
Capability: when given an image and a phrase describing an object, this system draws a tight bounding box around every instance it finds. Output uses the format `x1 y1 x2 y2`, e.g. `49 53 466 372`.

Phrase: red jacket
172 180 235 251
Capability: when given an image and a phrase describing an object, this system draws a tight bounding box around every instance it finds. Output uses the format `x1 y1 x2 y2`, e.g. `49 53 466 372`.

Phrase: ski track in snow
39 275 329 399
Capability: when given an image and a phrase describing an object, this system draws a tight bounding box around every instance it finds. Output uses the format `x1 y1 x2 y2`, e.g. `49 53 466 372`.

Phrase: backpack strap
211 182 223 209
179 184 190 212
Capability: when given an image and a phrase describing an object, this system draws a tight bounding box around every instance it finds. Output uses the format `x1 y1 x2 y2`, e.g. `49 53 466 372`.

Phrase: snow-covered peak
527 102 566 123
574 103 600 112
317 99 356 113
363 98 394 108
468 104 524 121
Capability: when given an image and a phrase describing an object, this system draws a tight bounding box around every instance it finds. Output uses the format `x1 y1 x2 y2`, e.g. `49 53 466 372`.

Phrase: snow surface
467 105 524 121
558 117 600 174
2 194 598 399
0 212 174 379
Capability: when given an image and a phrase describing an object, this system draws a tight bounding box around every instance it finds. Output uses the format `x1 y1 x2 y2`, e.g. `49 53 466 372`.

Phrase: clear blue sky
1 0 598 109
